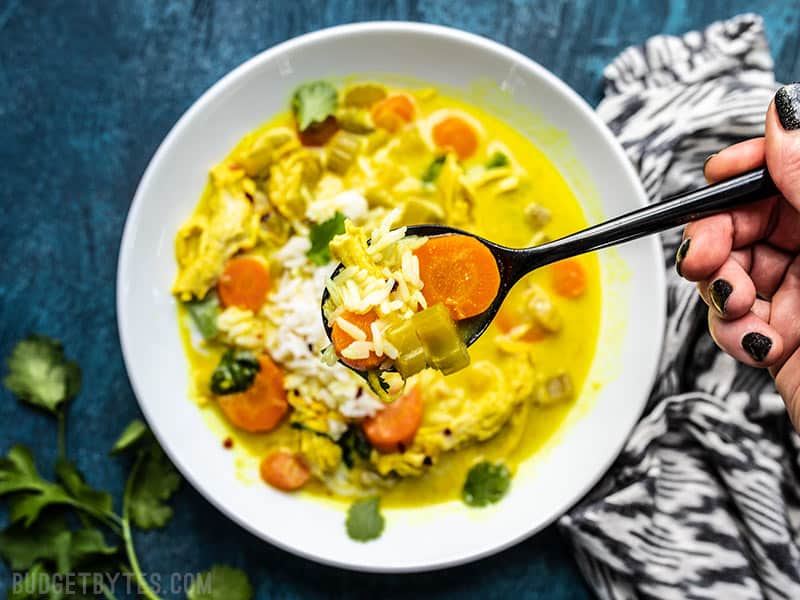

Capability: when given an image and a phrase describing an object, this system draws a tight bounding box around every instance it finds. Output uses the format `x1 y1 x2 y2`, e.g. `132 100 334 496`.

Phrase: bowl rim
117 20 665 572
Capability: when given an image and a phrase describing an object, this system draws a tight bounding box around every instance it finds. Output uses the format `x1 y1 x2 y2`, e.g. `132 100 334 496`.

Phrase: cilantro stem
57 409 66 460
100 581 119 600
67 498 123 535
121 454 161 600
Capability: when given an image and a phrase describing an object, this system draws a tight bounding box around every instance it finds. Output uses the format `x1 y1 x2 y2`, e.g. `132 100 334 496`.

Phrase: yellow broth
177 85 601 507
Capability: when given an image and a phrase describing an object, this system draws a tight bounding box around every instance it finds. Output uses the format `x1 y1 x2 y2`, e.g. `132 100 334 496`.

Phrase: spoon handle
521 167 777 272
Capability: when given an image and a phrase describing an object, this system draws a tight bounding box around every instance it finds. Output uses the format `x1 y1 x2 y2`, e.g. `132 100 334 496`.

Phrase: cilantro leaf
0 515 116 573
52 528 117 573
345 496 385 542
210 350 260 395
185 294 220 339
307 211 346 266
462 461 511 507
485 151 509 169
0 514 67 570
3 335 81 414
188 565 254 600
55 459 113 516
128 444 181 529
111 419 150 454
421 155 446 183
115 419 182 528
0 445 76 526
337 427 372 469
292 81 338 131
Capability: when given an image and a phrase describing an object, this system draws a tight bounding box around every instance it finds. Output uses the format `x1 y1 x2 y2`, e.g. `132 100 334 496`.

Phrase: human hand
676 83 800 429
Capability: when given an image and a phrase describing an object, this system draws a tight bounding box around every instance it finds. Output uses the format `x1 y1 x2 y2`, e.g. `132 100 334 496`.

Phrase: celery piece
343 83 387 108
412 304 470 376
385 320 423 356
431 344 470 375
395 346 428 379
326 131 362 175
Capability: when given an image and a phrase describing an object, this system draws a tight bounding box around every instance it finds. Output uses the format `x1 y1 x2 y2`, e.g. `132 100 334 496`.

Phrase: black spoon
322 167 777 356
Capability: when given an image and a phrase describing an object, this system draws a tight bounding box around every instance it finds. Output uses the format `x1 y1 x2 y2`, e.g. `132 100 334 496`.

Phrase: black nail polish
775 83 800 130
675 238 690 277
709 279 732 314
742 332 772 362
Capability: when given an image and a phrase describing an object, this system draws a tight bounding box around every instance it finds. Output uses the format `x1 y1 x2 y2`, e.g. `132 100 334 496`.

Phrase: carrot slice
331 310 383 371
362 386 423 453
217 354 288 433
217 256 271 312
260 451 310 491
371 94 415 133
551 259 587 298
298 115 339 146
432 116 478 160
414 234 500 320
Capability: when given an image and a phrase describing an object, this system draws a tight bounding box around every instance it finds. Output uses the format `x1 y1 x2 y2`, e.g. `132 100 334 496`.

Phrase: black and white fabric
559 14 800 599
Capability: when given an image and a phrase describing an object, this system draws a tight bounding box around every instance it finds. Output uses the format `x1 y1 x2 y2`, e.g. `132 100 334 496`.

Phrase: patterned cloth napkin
558 14 800 599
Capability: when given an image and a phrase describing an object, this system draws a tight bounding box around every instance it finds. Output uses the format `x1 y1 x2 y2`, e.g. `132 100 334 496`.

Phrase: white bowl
117 22 664 572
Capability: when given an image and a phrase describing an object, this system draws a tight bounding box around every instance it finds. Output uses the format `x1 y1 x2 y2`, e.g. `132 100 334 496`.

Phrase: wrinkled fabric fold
559 13 800 600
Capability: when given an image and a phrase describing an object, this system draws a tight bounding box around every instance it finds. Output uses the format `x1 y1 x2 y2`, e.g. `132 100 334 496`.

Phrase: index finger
704 138 765 182
678 138 776 281
679 198 776 281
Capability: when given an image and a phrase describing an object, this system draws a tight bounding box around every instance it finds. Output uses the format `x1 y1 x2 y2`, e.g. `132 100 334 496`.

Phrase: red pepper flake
228 164 242 171
223 437 234 449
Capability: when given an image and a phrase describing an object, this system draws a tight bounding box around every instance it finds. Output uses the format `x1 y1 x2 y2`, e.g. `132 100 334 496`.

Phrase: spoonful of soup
321 167 777 387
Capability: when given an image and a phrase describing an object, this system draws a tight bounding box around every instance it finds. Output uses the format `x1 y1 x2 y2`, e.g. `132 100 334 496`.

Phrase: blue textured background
2 1 799 598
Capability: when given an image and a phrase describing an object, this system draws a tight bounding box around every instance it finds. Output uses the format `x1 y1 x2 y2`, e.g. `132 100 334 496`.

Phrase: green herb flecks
462 461 511 507
185 294 221 339
485 151 509 169
421 155 447 183
346 496 385 542
292 81 338 131
307 211 346 266
210 350 261 395
337 427 372 469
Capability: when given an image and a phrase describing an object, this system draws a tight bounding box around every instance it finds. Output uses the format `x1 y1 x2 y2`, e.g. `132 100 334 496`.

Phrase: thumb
766 83 800 208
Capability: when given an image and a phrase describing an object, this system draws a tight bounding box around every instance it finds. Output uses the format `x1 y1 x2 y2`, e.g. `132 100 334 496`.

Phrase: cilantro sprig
210 350 261 395
292 80 338 132
462 461 511 507
307 211 346 266
346 496 385 542
188 564 254 600
1 336 253 600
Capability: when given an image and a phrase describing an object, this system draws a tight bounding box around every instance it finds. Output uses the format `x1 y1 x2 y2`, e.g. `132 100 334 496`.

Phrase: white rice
216 307 266 349
335 316 367 341
260 234 386 421
325 209 428 325
341 341 373 360
306 190 369 224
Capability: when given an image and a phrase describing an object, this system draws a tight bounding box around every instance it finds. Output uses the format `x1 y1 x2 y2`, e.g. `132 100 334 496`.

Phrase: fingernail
709 279 732 314
742 332 772 362
703 154 716 178
775 83 800 130
675 238 690 277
